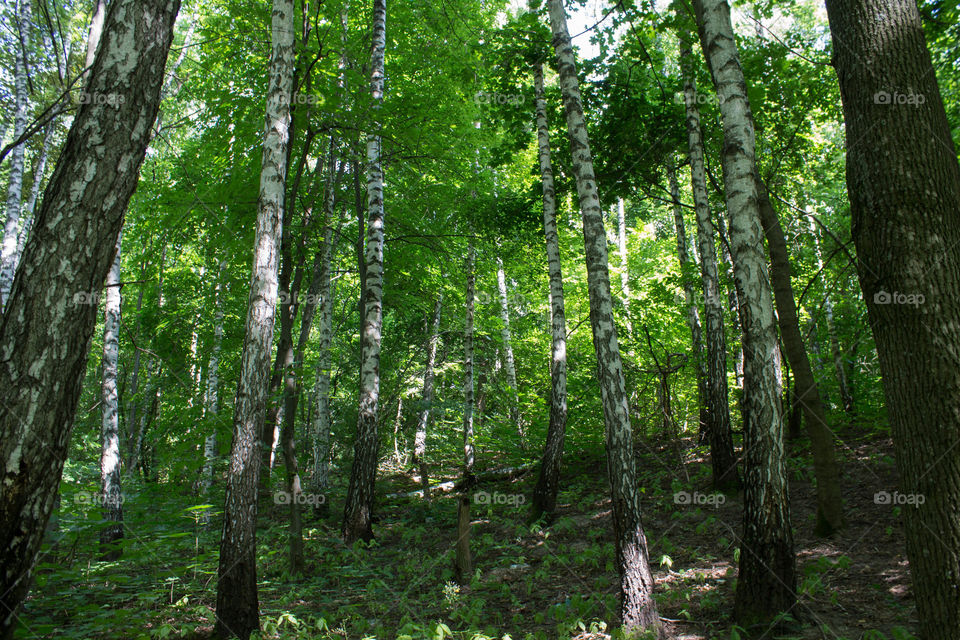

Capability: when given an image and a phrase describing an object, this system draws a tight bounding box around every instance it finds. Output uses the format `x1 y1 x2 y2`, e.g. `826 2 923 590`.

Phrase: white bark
547 0 660 631
0 0 32 309
496 255 521 442
12 124 54 278
215 0 294 631
463 243 476 474
99 234 124 554
414 294 442 499
201 260 225 497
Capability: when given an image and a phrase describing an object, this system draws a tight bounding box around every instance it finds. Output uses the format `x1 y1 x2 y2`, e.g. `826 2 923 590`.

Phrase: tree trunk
343 0 386 545
679 41 737 489
310 224 337 517
463 242 476 476
99 235 124 560
826 0 960 634
214 0 294 635
496 256 522 444
202 260 226 498
667 159 709 439
0 0 179 635
414 295 442 500
547 1 661 633
530 61 569 523
12 124 55 278
616 198 633 336
0 0 32 310
692 0 796 624
755 174 844 535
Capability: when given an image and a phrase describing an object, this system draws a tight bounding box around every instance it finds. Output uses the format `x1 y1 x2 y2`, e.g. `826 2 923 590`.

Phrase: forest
0 0 959 638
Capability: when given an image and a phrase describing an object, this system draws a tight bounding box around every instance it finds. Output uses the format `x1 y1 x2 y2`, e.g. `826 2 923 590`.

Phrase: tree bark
12 124 55 278
547 1 661 633
825 0 960 634
616 197 633 337
414 295 442 500
667 158 709 439
692 0 796 624
0 0 179 635
462 242 476 476
310 223 337 516
496 255 522 444
755 174 845 535
0 0 32 309
99 234 124 560
214 0 294 635
343 0 386 545
530 61 569 523
202 260 226 497
679 41 737 489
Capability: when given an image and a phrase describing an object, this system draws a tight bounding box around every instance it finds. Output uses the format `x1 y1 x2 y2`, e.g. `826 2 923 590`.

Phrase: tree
826 0 960 634
755 173 845 535
530 60 569 523
214 0 295 635
414 295 442 499
0 0 180 635
496 255 522 444
691 0 797 623
99 235 124 560
343 0 387 544
678 41 737 489
546 0 661 632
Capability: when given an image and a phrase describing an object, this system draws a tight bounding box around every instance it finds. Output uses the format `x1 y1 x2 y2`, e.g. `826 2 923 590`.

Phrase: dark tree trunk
826 0 960 634
0 0 179 636
755 174 845 535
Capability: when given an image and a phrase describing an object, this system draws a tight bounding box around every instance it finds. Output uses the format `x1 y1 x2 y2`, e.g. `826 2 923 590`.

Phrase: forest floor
22 425 917 640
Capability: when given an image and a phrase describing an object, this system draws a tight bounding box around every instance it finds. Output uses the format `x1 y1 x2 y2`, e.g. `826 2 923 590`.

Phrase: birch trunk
530 61 569 523
692 0 796 622
214 0 294 634
99 235 124 560
463 242 476 476
547 1 660 632
679 41 737 489
826 0 960 633
414 295 442 500
343 0 386 544
667 159 708 439
755 175 844 535
496 256 522 444
0 0 32 309
201 260 226 497
310 223 336 515
0 0 179 635
12 124 55 278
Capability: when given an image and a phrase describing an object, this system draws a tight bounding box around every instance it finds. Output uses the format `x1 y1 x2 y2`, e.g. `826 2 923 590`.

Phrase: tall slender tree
414 294 442 499
679 41 737 489
343 0 387 544
530 60 569 523
692 0 796 623
0 0 180 635
546 1 660 632
496 255 522 443
99 235 124 560
214 0 295 635
826 0 960 634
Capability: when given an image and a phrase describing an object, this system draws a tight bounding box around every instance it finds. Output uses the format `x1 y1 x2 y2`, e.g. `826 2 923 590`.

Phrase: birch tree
414 295 442 499
496 255 521 443
214 0 294 634
546 0 660 632
679 41 737 489
0 0 180 634
343 0 387 544
692 0 796 622
99 235 124 560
